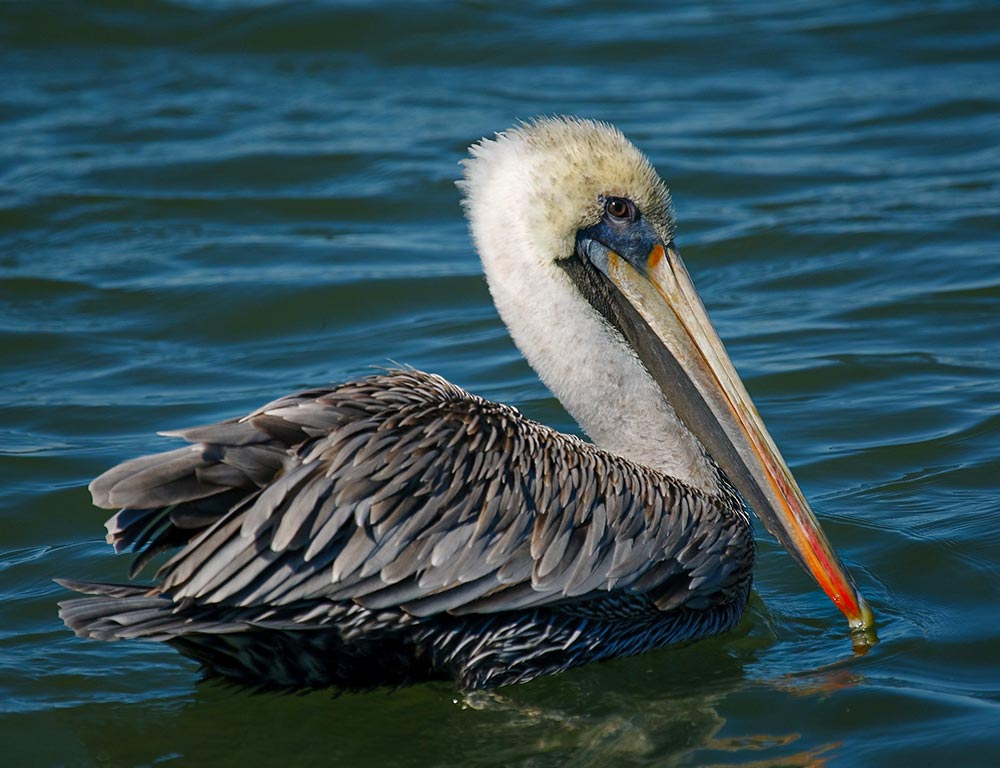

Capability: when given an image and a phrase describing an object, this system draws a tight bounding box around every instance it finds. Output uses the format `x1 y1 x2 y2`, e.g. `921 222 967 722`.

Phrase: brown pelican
58 117 873 691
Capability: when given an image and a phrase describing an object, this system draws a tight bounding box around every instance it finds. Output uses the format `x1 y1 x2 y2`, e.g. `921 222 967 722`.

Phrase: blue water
2 1 999 765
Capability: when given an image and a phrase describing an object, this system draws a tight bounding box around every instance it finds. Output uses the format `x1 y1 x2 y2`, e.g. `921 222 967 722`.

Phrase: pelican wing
93 370 751 625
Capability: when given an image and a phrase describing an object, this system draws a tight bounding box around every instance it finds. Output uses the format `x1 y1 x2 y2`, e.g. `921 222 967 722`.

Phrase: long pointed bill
582 238 874 642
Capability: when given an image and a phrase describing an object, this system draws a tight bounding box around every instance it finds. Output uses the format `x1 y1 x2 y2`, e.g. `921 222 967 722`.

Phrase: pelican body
59 117 872 691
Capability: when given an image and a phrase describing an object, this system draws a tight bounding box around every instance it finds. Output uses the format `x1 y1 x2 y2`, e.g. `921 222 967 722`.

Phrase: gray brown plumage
59 370 752 690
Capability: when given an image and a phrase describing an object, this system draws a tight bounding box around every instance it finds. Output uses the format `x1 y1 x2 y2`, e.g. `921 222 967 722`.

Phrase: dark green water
3 1 999 765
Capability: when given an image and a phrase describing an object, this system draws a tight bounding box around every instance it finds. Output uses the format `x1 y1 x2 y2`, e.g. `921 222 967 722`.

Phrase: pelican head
460 116 873 635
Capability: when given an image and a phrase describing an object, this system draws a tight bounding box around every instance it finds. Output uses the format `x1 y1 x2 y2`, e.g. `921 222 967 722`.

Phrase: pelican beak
577 235 874 640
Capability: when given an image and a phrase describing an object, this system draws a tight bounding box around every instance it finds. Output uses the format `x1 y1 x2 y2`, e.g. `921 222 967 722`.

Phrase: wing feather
88 370 748 624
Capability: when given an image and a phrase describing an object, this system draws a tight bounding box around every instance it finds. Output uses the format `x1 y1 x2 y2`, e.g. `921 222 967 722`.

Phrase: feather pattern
59 369 753 690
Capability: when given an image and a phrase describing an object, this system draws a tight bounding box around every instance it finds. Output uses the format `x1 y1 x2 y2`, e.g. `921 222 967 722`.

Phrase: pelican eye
604 196 637 224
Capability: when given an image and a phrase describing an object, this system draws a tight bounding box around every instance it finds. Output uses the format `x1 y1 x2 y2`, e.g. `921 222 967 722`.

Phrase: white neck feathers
459 118 718 493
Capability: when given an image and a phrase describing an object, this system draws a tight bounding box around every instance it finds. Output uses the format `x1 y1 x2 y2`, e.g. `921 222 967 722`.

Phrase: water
2 0 999 764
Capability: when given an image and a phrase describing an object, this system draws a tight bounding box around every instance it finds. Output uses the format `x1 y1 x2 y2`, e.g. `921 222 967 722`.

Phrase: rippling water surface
3 1 999 765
